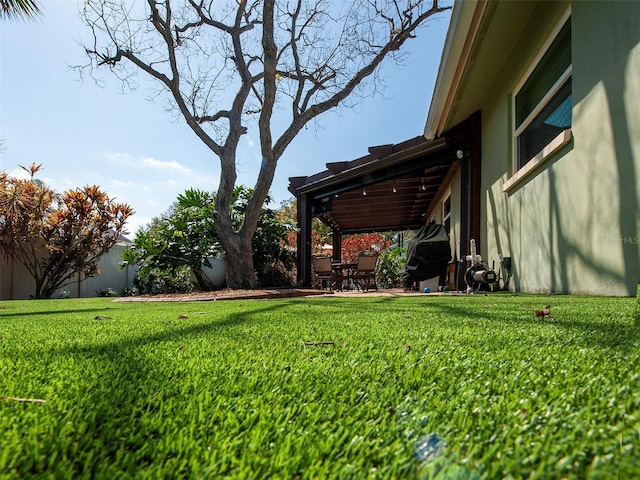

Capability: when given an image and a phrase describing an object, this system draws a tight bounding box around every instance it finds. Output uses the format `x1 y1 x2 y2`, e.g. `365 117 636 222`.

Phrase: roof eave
423 0 487 140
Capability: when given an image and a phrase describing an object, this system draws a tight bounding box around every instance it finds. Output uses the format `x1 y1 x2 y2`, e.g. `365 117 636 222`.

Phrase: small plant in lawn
0 294 637 478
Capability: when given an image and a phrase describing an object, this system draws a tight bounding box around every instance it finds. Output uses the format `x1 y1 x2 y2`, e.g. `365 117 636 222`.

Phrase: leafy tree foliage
0 163 133 299
277 197 330 254
123 188 220 293
377 247 407 288
340 233 390 263
124 186 296 293
235 188 297 287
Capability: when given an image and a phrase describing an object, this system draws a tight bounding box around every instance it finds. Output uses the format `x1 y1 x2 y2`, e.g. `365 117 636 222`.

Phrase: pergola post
296 193 313 287
332 229 342 263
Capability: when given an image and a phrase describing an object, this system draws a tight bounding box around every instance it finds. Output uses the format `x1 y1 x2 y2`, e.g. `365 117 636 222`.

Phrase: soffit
315 163 458 234
445 2 538 129
428 1 539 136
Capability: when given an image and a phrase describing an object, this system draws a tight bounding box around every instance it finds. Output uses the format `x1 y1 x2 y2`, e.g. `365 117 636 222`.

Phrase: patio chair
350 252 379 291
312 255 341 290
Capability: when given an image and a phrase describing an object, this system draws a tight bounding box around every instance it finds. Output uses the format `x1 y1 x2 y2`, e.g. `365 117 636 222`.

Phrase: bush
96 288 118 297
377 247 406 288
123 186 295 291
121 287 139 297
133 266 194 295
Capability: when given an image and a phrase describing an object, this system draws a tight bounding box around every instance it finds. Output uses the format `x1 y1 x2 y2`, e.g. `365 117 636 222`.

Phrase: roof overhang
424 0 487 140
424 0 547 140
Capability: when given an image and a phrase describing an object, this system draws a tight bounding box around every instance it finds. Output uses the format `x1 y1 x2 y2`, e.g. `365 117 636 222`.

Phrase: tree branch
274 1 451 159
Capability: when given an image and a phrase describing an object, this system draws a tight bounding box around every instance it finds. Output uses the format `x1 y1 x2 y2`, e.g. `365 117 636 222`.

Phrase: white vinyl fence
0 242 137 300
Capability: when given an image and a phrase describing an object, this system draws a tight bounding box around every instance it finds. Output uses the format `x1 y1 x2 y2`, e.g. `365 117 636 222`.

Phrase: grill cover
401 223 451 281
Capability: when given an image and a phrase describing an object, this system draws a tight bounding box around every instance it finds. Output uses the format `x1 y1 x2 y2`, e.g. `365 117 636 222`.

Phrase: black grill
401 223 451 284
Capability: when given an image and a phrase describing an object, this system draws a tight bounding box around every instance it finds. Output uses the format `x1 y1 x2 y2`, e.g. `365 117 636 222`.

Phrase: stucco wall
481 1 640 295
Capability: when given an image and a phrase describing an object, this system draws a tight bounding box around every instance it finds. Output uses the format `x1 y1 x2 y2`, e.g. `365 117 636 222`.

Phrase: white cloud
6 167 30 180
105 152 133 163
104 152 192 176
110 180 129 187
142 157 191 174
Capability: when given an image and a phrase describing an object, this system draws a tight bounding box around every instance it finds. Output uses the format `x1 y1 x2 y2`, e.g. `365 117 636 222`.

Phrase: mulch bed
114 288 332 302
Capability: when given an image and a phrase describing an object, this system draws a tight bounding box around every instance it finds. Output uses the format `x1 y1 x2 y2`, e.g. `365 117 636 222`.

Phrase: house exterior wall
481 0 640 295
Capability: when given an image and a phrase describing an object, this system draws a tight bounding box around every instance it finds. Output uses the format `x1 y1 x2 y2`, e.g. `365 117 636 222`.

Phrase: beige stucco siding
569 0 640 295
479 1 640 295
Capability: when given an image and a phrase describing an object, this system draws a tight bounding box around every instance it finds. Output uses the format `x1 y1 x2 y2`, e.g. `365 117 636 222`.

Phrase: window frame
442 192 451 235
505 7 572 192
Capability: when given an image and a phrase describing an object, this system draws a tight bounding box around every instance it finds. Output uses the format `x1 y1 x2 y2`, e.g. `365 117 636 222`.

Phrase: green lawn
1 293 638 479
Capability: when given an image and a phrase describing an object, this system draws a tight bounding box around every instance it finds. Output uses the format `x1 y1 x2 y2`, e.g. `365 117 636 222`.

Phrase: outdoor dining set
311 252 379 292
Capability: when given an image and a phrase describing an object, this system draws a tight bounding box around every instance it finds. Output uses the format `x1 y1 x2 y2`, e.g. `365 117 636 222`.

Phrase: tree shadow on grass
315 294 639 353
18 301 294 477
412 297 639 353
48 302 290 357
0 307 117 319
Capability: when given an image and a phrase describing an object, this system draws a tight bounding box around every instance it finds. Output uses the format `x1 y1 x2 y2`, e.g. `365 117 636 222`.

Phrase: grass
0 293 638 479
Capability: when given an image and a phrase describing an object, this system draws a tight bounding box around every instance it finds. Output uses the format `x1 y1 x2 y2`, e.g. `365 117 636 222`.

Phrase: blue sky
1 1 451 234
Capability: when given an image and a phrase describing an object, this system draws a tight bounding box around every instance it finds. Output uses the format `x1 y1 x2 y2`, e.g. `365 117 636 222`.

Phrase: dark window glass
516 21 571 128
517 79 572 168
515 19 571 169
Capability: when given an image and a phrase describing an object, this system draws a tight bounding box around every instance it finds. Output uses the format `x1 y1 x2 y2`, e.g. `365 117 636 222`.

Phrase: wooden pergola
288 113 481 287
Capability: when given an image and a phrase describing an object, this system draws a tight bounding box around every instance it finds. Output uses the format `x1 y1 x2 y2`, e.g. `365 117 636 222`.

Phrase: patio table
332 262 358 289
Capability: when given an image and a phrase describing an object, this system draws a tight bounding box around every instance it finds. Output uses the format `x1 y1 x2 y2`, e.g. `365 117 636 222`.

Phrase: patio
115 287 442 302
288 113 482 289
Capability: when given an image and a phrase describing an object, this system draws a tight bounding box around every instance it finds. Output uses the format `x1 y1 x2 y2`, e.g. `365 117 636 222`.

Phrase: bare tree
79 0 450 289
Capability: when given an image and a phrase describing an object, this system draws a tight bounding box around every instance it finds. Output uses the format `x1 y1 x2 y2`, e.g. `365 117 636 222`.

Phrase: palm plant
0 0 41 20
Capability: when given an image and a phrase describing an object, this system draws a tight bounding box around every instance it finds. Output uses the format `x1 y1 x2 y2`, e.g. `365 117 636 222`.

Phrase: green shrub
96 288 117 297
121 286 138 297
123 186 295 290
377 247 406 288
133 266 193 295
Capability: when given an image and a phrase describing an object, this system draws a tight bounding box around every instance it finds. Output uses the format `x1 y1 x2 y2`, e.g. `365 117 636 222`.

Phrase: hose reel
464 239 498 292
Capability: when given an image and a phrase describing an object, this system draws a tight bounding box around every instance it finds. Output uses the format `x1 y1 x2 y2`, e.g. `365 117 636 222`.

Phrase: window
514 17 571 171
442 194 451 235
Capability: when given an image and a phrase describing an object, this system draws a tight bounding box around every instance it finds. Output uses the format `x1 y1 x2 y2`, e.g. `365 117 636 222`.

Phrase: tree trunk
220 231 257 289
32 270 55 299
33 280 46 300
